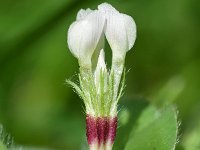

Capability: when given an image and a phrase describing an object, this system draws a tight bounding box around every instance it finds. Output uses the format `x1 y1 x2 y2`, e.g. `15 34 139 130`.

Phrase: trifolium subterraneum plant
66 3 136 150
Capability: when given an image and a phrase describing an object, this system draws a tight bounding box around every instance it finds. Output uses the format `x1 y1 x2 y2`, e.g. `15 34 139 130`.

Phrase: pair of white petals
67 3 136 67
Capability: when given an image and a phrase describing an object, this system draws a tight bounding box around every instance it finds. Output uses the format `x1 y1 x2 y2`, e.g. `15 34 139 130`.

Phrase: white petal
76 8 93 20
67 11 105 66
104 13 128 57
98 3 136 59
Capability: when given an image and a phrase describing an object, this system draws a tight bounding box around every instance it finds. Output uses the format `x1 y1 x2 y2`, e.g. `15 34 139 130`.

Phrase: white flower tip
76 8 93 20
98 3 118 14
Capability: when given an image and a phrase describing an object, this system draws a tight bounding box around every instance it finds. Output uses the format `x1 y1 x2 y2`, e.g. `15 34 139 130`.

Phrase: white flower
67 4 137 149
67 9 105 67
67 3 136 107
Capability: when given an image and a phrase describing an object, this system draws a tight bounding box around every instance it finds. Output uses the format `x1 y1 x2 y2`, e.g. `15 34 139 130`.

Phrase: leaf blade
125 105 178 150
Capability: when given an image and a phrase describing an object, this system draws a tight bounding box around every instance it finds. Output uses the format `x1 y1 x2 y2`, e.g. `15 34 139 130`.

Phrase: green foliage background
0 0 200 149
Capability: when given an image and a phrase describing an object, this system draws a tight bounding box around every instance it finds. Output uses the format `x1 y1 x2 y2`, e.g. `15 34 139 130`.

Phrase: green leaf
113 98 149 150
125 105 178 150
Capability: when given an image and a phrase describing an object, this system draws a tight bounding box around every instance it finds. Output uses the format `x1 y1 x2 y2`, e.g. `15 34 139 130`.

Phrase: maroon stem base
86 115 117 148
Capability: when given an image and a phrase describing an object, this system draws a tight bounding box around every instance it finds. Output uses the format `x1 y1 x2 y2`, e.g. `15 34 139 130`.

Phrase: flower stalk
66 2 136 150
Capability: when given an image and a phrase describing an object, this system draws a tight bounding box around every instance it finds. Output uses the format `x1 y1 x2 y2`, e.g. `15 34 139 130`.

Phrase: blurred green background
0 0 200 149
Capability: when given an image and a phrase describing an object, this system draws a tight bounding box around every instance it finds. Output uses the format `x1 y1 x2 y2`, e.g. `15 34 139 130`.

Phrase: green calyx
66 68 126 117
